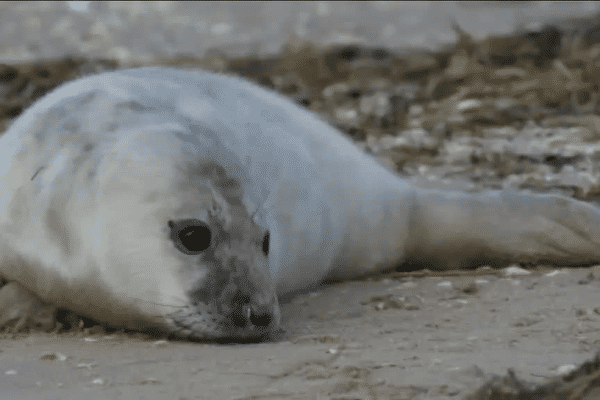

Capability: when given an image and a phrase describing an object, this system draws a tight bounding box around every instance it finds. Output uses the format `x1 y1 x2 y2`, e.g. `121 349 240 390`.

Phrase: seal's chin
164 297 281 341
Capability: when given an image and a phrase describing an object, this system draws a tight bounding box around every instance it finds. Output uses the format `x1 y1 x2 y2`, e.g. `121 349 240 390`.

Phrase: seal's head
15 108 281 340
1 81 280 340
86 128 279 340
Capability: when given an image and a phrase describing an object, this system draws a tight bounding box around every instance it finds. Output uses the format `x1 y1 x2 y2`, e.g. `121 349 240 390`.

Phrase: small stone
401 281 418 289
544 269 567 277
503 265 531 276
456 99 482 111
556 364 577 376
139 377 160 385
39 352 67 361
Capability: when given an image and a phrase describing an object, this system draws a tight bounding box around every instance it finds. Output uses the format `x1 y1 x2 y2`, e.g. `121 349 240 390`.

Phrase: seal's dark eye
168 219 211 255
262 232 269 256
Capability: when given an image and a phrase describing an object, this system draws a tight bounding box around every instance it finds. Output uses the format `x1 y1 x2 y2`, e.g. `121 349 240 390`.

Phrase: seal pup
1 67 600 340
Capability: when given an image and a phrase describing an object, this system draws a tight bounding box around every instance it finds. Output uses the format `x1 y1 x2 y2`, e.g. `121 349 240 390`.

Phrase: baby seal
1 67 600 340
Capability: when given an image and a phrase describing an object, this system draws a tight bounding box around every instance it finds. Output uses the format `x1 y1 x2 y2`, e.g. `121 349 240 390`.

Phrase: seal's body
1 67 600 340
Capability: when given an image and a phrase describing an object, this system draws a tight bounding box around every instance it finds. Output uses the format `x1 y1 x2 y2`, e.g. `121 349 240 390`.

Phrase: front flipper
0 281 56 333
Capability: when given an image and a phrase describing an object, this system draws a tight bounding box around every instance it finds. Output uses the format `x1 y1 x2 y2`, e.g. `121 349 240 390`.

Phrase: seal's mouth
165 298 281 342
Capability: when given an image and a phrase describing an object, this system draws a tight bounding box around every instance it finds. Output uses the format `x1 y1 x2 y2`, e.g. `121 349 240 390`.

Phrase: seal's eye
262 232 269 256
169 219 212 255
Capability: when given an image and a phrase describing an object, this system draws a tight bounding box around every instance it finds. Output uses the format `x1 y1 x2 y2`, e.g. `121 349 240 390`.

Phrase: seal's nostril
249 308 272 327
231 305 271 328
231 304 273 328
232 309 248 328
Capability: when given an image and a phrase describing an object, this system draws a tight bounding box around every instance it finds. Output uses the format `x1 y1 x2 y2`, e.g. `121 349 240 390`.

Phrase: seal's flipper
407 189 600 270
0 281 56 333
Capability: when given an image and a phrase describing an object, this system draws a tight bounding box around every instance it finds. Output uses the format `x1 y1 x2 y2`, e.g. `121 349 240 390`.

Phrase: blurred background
4 1 600 198
0 1 598 63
